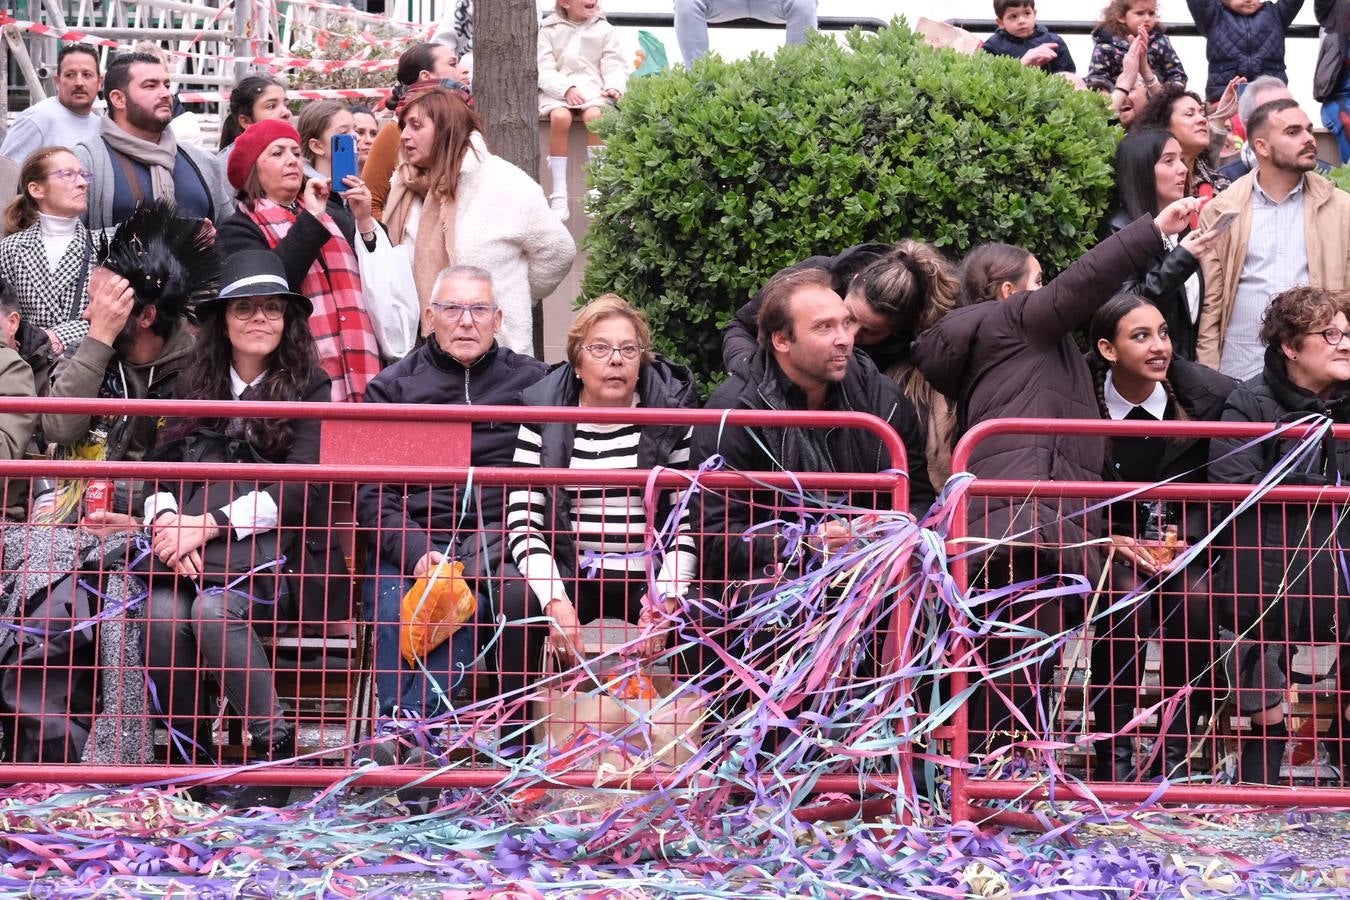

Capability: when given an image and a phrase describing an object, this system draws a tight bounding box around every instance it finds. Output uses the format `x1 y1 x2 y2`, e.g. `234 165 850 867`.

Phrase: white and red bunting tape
176 86 391 103
259 0 436 35
0 14 409 73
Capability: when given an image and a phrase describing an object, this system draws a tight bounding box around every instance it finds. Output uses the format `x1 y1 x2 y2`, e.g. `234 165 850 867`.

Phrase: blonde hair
567 293 654 368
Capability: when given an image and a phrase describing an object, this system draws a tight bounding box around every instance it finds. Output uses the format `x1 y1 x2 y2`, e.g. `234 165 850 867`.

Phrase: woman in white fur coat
383 86 575 358
538 0 629 221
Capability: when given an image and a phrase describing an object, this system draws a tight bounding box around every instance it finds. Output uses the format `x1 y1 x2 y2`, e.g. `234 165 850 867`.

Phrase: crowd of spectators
0 0 1347 794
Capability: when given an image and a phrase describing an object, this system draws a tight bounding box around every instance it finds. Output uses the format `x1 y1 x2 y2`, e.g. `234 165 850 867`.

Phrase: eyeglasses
430 302 497 322
44 168 92 184
1307 327 1350 345
227 298 287 320
582 342 645 361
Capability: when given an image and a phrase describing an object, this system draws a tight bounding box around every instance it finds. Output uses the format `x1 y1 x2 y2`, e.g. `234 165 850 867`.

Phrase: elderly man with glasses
357 264 546 758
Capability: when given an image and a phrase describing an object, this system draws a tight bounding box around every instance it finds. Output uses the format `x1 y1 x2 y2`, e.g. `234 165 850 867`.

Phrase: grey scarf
100 116 178 201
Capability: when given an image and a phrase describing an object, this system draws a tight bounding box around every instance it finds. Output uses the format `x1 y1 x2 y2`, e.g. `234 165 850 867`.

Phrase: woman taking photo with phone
296 100 359 244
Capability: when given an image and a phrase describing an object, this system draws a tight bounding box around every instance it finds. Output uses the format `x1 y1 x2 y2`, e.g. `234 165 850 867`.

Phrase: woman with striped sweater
505 294 698 672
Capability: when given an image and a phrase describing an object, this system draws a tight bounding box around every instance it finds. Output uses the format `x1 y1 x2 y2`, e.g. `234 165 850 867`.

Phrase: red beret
227 119 302 192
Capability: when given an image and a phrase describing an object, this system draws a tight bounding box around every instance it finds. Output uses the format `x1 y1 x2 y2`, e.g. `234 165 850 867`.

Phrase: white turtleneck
38 212 78 271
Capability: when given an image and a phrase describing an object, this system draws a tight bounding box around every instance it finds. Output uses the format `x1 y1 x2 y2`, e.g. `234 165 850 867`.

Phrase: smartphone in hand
330 133 358 193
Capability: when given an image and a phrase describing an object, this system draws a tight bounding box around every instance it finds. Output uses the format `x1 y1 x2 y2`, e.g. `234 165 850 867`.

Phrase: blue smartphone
330 132 358 193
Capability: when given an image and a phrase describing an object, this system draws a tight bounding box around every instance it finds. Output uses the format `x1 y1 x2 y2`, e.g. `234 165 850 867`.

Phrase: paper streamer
0 423 1343 895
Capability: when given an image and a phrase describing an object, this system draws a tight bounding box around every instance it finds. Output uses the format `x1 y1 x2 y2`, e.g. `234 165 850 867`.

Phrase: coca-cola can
85 480 113 516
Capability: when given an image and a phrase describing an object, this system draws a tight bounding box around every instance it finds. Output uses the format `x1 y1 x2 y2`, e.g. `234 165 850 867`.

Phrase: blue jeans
365 559 478 719
1323 96 1350 164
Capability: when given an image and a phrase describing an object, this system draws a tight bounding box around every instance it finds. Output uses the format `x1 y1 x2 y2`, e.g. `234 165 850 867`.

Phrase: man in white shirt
0 44 103 164
1196 99 1350 379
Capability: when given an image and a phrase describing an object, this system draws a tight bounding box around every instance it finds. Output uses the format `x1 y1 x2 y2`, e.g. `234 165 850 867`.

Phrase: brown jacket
912 214 1164 575
1195 170 1350 369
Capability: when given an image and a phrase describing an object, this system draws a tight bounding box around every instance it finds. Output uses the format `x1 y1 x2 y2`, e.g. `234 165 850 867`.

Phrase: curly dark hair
1260 286 1350 353
1134 85 1206 136
174 300 320 459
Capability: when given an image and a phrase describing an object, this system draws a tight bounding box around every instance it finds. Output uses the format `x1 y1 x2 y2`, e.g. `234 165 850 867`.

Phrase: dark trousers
143 581 286 759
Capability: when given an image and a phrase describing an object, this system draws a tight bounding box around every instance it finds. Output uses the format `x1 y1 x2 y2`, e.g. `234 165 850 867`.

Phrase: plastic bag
399 560 477 665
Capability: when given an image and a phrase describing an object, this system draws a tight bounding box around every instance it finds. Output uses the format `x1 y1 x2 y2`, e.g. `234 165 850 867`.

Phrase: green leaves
581 19 1118 381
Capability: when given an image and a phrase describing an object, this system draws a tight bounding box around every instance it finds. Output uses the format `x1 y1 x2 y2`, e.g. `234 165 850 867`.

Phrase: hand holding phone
330 132 358 194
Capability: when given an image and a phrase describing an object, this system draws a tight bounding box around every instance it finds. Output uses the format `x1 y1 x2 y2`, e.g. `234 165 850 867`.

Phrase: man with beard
0 44 104 165
73 52 230 234
1196 98 1350 379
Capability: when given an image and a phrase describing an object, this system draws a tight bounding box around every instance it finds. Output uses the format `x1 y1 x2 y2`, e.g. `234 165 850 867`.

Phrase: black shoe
1238 720 1287 784
1090 739 1137 782
225 732 298 809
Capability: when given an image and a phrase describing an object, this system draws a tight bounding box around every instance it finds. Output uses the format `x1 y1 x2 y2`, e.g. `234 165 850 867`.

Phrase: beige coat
537 11 629 116
1195 170 1350 369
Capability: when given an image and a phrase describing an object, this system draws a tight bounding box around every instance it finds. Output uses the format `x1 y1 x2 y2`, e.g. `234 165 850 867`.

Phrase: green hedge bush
581 19 1121 380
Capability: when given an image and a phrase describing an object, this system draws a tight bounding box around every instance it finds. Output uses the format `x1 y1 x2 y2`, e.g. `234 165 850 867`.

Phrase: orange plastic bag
399 560 477 666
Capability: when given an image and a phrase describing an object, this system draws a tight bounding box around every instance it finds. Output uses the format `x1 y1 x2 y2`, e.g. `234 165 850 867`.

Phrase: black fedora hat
199 249 313 316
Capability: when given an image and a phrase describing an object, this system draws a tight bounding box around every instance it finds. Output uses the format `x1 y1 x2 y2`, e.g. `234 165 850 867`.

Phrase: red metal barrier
947 418 1350 823
0 399 912 797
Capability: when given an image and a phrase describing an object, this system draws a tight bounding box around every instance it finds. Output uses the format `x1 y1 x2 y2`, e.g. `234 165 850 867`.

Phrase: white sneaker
549 193 569 222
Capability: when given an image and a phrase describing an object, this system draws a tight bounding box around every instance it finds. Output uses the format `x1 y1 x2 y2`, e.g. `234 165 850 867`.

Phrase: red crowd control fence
0 398 915 800
946 418 1350 823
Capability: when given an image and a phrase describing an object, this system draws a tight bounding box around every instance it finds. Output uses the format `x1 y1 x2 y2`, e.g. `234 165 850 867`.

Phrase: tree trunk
473 0 543 354
475 0 539 177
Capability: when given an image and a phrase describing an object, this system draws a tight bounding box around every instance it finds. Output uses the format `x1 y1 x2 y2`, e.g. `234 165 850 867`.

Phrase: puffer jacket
1085 27 1187 93
357 337 547 574
1187 0 1305 102
519 356 698 576
695 349 934 584
912 214 1164 576
1208 346 1350 638
981 24 1076 74
1314 0 1350 102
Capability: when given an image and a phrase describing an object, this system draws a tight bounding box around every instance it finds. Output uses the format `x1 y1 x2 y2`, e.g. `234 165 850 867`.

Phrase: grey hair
430 264 495 300
1238 75 1291 124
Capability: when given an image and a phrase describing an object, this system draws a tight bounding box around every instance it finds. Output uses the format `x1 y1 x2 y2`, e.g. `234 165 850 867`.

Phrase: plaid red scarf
245 199 381 402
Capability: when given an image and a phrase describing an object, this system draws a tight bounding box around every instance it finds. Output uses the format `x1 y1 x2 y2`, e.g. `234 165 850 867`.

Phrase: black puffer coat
1108 210 1206 361
912 215 1164 576
1209 346 1350 637
356 338 546 573
1187 0 1305 101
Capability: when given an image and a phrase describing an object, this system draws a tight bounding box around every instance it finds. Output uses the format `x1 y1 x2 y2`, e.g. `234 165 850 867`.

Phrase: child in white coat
538 0 628 221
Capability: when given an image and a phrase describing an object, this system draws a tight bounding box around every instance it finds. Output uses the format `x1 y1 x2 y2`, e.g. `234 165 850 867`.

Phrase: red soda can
85 480 113 516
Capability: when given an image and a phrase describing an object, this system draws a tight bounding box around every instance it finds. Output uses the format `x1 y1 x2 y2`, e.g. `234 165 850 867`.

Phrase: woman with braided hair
1084 293 1234 781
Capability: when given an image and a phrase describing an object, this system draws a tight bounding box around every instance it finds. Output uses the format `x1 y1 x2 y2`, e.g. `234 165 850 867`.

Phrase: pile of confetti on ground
4 783 1350 897
5 425 1350 897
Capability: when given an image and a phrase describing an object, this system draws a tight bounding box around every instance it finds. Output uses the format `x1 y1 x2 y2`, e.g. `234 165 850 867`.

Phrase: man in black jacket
358 265 546 737
693 268 932 702
699 266 932 580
